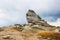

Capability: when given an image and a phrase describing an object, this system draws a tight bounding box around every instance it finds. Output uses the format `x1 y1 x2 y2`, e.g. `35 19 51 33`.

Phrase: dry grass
0 27 60 40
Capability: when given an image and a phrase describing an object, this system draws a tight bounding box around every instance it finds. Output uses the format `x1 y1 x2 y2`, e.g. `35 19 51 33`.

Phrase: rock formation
21 10 57 34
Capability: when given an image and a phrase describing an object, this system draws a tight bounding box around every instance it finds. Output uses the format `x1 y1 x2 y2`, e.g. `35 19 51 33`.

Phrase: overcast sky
0 0 60 27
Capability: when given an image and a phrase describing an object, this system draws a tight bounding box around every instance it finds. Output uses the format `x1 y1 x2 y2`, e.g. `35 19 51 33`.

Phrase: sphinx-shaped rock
26 10 50 27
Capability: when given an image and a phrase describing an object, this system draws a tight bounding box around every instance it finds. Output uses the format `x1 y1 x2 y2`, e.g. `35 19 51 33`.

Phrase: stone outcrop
21 10 57 34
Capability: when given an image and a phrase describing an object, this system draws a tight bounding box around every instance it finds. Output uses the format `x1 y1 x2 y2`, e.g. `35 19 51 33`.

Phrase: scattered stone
14 24 23 31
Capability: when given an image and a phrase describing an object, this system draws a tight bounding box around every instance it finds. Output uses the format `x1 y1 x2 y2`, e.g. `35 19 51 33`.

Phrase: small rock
2 35 11 39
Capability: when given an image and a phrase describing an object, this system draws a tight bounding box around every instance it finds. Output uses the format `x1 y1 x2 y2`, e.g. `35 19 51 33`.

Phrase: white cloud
0 9 27 26
48 18 60 26
0 0 60 26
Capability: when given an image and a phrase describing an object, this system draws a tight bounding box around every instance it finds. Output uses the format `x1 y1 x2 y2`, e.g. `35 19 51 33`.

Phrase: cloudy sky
0 0 60 27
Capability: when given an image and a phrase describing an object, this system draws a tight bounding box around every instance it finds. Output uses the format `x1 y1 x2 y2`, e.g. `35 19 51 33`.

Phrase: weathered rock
2 35 11 39
22 25 45 35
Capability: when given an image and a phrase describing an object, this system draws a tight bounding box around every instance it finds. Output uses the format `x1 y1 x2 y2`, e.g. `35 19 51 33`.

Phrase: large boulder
26 10 41 24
